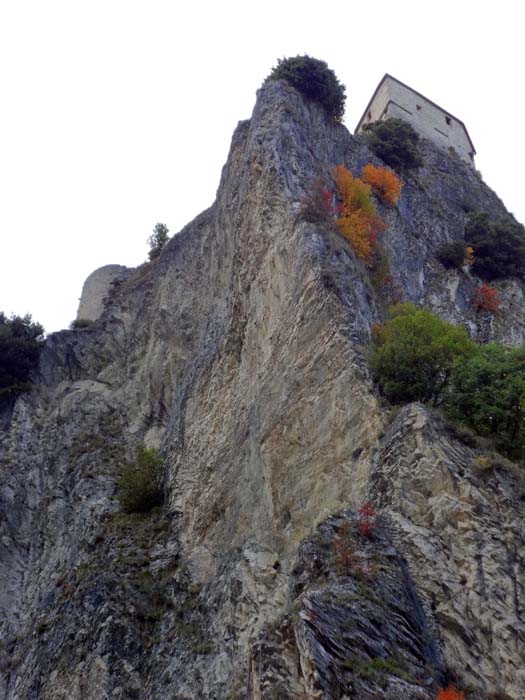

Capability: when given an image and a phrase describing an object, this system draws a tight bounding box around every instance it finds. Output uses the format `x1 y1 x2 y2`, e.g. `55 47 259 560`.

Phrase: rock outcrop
1 80 523 700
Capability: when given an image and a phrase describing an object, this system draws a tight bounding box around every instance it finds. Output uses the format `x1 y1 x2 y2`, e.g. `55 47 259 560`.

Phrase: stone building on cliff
356 73 476 166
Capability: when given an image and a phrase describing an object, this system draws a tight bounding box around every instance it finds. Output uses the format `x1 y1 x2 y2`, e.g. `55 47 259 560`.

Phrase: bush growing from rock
357 503 377 538
147 223 170 261
437 687 465 700
118 447 164 513
362 119 422 174
435 241 467 270
70 318 93 329
445 344 525 462
361 163 403 206
300 177 337 225
465 212 525 280
0 313 44 402
370 305 525 462
267 55 346 121
370 303 474 405
473 283 501 313
333 165 386 266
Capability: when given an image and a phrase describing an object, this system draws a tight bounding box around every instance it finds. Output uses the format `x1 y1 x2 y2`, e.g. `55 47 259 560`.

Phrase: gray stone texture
0 80 523 699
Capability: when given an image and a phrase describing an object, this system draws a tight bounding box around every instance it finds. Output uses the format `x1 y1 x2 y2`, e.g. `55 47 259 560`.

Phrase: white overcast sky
1 0 523 333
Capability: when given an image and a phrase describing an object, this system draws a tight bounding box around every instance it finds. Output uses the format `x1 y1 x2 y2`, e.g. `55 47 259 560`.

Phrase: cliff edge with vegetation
0 69 524 699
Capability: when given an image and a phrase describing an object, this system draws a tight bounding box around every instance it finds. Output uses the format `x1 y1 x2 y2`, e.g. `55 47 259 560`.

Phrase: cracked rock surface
1 81 524 699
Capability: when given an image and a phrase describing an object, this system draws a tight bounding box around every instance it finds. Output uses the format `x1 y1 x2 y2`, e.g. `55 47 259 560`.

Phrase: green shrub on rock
0 313 44 402
118 447 164 513
446 344 525 462
147 223 170 261
435 241 467 270
465 212 525 281
70 318 93 330
267 55 346 121
370 304 525 464
362 119 422 174
370 303 474 405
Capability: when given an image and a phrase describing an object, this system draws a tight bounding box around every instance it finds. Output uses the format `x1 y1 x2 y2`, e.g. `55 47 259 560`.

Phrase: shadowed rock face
0 81 524 699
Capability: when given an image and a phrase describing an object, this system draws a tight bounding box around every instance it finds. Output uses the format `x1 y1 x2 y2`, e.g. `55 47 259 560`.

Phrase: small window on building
367 110 372 120
469 152 474 162
416 104 422 111
445 115 451 125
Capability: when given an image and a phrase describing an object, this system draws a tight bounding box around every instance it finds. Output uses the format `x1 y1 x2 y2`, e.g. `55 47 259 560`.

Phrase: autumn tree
357 503 377 538
300 177 336 225
361 163 403 206
437 687 465 700
332 522 358 575
333 165 386 266
473 283 501 313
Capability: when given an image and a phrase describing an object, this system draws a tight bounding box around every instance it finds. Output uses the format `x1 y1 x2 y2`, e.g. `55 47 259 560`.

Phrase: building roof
355 73 476 155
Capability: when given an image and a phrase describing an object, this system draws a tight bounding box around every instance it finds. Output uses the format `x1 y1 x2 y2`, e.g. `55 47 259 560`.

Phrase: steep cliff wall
0 81 523 700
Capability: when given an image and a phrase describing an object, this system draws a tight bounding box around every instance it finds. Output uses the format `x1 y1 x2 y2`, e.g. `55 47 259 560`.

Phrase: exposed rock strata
1 80 524 699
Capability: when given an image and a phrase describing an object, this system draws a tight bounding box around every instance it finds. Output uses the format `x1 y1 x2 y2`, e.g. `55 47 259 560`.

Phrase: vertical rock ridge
1 80 524 698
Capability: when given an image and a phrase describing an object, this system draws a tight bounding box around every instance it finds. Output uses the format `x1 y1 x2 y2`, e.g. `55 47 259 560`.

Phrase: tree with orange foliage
473 284 502 313
362 163 403 206
332 522 359 575
333 165 386 266
437 686 465 700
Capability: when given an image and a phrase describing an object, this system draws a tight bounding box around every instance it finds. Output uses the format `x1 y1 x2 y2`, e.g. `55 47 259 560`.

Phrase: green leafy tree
267 55 346 121
118 446 164 513
465 212 525 280
435 241 467 270
148 223 170 261
446 344 525 461
362 119 422 174
0 313 44 402
370 303 474 405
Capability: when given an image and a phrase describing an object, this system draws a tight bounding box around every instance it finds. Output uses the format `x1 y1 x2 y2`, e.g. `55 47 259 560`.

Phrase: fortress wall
76 264 130 322
359 77 475 165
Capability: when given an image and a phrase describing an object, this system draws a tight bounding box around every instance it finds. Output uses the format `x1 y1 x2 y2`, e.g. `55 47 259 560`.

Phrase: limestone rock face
0 81 524 699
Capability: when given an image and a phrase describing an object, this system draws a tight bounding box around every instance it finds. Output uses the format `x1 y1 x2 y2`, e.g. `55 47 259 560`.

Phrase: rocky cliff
0 80 523 700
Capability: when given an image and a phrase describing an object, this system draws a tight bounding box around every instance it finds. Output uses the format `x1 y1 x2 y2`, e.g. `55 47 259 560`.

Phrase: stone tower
356 74 476 166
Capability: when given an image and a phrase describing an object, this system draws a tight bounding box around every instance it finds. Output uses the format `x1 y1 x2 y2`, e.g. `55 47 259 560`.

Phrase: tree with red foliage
357 502 377 538
437 686 465 700
300 177 337 225
474 284 502 313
